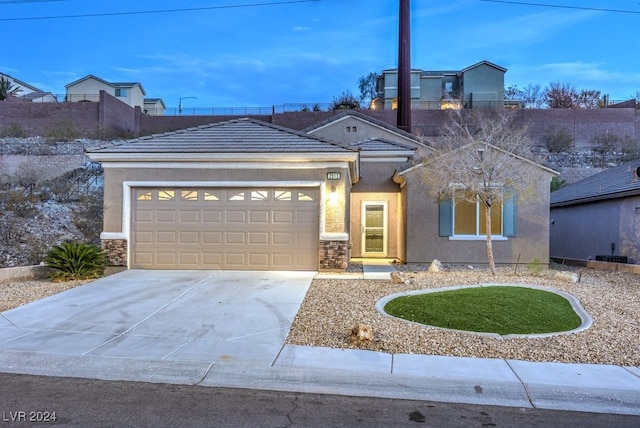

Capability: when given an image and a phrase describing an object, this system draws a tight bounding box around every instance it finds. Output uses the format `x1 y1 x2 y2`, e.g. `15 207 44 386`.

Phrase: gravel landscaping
287 265 640 366
2 265 638 366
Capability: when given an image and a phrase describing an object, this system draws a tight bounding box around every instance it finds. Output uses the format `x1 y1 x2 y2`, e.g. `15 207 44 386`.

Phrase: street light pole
178 96 197 114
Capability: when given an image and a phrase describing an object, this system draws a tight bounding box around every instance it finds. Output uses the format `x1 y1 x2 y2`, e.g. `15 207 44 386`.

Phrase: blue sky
1 0 639 109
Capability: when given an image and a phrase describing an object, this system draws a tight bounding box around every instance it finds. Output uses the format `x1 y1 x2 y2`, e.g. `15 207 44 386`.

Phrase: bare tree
575 89 603 109
544 82 603 108
521 83 545 108
420 109 539 274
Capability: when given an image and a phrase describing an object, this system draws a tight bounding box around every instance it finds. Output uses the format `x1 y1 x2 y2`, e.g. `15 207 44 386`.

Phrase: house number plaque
327 172 341 180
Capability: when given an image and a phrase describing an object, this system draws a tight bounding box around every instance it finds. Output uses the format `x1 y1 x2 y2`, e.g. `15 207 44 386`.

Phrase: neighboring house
0 72 57 102
372 60 507 110
87 114 556 271
550 160 640 264
66 75 146 109
143 98 166 116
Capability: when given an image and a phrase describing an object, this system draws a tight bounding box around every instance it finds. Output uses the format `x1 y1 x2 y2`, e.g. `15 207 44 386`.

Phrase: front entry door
362 202 387 256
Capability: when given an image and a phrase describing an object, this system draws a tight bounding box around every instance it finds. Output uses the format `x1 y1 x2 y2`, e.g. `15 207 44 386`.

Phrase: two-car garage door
131 187 319 270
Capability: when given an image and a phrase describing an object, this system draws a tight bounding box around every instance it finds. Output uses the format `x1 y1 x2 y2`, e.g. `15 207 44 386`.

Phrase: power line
479 0 640 14
0 0 67 4
0 0 322 22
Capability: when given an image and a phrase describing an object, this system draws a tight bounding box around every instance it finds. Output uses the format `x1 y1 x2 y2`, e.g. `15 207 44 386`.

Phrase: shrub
43 241 105 282
44 120 78 142
550 176 568 192
0 123 27 138
540 126 575 153
2 191 38 218
620 136 640 161
591 132 620 155
527 257 544 276
330 90 361 110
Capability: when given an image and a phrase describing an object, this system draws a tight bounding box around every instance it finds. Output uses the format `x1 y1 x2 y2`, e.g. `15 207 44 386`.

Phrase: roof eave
551 188 640 207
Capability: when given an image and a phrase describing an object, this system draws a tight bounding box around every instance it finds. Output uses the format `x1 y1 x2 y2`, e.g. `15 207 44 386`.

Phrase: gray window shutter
439 198 453 236
503 189 517 237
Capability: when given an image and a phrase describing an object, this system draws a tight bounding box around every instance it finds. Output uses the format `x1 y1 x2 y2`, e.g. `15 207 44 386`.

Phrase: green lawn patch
384 286 582 336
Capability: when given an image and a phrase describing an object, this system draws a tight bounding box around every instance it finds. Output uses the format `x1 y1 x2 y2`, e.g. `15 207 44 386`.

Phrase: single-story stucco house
87 114 557 271
550 159 640 264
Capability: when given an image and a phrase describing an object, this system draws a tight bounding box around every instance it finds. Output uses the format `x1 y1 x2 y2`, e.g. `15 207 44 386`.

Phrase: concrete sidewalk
0 268 639 416
0 344 638 416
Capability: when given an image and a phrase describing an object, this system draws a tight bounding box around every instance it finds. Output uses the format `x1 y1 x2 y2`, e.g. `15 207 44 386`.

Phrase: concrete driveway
0 270 315 366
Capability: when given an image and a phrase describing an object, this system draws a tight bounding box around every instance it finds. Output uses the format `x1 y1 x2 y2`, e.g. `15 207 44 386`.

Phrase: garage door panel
179 211 199 223
179 231 199 244
156 211 178 222
226 211 246 223
156 252 177 265
249 232 269 245
157 231 177 244
248 253 270 267
225 253 246 266
203 211 223 223
179 252 200 265
273 232 293 245
296 211 318 224
135 231 154 244
273 211 293 223
225 232 246 244
132 187 319 270
249 211 270 223
273 254 294 267
202 253 222 265
135 210 154 223
203 232 223 244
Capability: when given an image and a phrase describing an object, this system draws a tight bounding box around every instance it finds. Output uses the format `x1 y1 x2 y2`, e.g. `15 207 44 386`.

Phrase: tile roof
350 138 416 152
550 159 640 206
88 118 357 154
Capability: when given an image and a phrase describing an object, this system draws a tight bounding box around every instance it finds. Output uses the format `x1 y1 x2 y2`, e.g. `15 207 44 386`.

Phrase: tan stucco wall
308 116 419 147
402 165 554 265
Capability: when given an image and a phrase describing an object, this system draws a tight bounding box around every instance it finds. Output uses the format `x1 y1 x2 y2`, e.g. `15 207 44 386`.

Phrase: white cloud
293 26 310 31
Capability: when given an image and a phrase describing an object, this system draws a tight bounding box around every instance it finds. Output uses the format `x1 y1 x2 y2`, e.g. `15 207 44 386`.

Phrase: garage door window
229 191 245 201
204 191 220 201
251 191 268 201
136 190 152 201
275 190 292 201
298 191 314 201
181 190 198 201
158 190 175 201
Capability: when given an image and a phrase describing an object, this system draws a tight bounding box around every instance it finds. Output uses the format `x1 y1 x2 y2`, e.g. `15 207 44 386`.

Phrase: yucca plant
44 241 105 282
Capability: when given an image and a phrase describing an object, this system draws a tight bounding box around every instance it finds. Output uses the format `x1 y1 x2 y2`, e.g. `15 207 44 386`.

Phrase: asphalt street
1 373 639 427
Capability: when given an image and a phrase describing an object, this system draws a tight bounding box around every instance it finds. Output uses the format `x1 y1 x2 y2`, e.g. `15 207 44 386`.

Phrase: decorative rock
349 323 373 344
428 259 444 273
389 271 402 284
553 270 580 283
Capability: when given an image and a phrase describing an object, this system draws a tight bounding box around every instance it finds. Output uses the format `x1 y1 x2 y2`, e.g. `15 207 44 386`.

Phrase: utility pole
397 0 411 132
